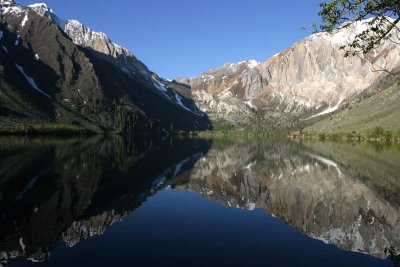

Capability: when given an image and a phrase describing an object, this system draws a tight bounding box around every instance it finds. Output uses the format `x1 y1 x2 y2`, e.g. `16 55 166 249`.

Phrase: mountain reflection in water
0 136 398 266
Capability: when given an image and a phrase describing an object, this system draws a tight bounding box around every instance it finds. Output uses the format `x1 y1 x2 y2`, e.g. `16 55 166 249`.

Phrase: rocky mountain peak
0 0 15 6
28 3 66 29
306 17 398 47
176 59 260 92
27 3 121 51
63 19 110 46
211 59 259 73
27 3 153 82
1 0 24 17
27 3 52 15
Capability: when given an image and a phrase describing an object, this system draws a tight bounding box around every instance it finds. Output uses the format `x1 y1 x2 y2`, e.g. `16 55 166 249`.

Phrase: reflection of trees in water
0 136 211 264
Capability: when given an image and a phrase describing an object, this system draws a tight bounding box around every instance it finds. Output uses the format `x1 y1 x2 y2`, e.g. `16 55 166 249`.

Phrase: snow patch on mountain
307 99 343 119
0 0 16 6
153 80 168 93
245 100 257 110
27 3 66 29
28 3 52 15
247 59 259 69
1 5 24 16
154 80 203 115
20 12 28 27
173 90 192 112
308 17 398 47
15 64 52 99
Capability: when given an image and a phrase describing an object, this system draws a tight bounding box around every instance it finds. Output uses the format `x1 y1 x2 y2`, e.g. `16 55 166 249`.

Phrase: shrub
373 126 385 137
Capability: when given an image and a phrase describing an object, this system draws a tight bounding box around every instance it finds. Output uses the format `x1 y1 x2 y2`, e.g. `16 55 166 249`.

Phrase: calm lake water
0 136 399 267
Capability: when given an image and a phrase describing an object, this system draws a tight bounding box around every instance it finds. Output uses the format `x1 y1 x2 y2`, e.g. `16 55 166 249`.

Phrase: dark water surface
0 136 399 267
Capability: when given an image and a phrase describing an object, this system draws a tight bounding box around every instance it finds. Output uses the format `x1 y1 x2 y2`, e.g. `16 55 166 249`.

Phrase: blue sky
16 0 323 79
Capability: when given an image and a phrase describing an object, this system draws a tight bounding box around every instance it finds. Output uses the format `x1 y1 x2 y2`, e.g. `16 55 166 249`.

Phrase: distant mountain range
0 0 399 133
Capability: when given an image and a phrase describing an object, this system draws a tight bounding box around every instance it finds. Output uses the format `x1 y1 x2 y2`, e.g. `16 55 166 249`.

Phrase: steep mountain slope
0 1 210 134
304 72 400 133
177 19 400 129
27 3 155 87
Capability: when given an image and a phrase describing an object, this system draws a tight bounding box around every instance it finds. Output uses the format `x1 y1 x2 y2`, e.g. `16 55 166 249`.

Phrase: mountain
177 18 400 130
0 1 210 134
304 71 400 133
1 0 398 134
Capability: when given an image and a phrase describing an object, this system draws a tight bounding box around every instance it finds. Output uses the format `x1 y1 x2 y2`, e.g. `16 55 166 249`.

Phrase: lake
0 136 399 267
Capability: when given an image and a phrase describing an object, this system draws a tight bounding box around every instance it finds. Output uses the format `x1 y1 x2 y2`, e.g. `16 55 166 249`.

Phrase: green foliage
373 126 385 136
292 125 400 143
197 128 274 139
212 123 235 131
317 0 400 57
0 121 85 135
385 130 393 140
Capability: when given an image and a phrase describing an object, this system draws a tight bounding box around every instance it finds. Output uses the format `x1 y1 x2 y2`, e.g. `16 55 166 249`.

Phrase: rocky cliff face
0 1 209 133
28 3 153 83
304 71 400 133
177 19 400 129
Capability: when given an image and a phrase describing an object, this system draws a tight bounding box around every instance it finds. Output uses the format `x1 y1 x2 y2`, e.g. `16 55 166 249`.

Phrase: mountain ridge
0 0 211 134
176 17 400 130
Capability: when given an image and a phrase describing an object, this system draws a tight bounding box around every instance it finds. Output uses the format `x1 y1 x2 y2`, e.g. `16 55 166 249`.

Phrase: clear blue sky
16 0 322 79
